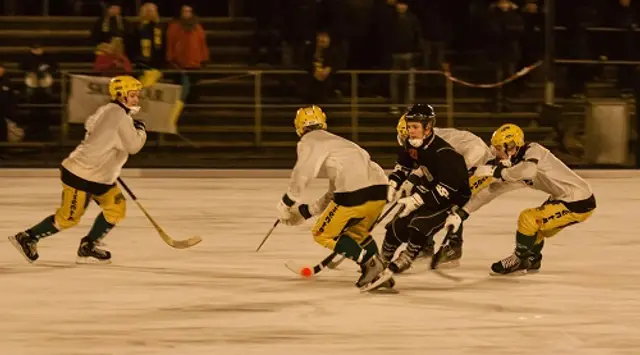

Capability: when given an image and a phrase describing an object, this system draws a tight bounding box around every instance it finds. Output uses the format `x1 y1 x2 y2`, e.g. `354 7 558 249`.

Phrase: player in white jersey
9 75 147 264
393 116 495 267
276 105 394 290
448 123 596 274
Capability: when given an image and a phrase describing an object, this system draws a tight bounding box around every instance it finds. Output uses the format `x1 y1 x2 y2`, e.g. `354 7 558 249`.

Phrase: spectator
166 4 209 70
166 4 209 104
389 0 423 114
91 0 130 50
20 43 57 102
301 30 341 105
93 38 133 75
133 1 166 70
18 44 57 141
0 63 23 144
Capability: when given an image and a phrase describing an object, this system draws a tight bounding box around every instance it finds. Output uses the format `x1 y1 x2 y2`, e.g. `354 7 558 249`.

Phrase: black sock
27 215 59 240
381 229 403 261
531 240 545 255
515 231 537 257
335 235 367 263
86 213 115 243
360 236 379 263
406 228 428 258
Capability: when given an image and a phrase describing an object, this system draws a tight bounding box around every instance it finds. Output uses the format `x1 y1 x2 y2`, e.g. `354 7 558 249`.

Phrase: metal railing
49 68 453 147
4 63 553 148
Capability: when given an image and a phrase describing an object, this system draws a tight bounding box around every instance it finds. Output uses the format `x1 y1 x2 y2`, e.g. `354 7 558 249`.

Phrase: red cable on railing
443 61 543 89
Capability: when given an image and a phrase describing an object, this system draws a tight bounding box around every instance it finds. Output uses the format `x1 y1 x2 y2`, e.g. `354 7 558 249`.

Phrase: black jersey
389 133 471 209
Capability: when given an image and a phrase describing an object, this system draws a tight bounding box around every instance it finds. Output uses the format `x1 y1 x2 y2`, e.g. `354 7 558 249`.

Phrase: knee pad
313 231 337 249
102 196 126 225
54 212 81 230
517 208 540 236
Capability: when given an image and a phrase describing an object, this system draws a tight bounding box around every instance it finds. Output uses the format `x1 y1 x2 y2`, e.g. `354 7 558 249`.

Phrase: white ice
0 176 639 355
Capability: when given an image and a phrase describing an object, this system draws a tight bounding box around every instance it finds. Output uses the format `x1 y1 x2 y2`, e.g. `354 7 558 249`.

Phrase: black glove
133 119 146 131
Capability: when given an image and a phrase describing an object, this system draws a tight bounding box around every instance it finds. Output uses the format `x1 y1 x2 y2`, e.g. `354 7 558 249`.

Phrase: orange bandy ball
300 267 313 277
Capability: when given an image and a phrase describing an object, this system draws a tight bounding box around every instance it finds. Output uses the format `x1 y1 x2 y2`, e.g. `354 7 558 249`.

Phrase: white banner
67 74 183 134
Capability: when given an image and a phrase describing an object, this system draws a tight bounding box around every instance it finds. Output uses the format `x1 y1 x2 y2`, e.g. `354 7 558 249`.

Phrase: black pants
382 205 451 258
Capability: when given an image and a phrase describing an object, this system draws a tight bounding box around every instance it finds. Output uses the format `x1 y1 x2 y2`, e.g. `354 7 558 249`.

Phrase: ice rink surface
1 176 639 355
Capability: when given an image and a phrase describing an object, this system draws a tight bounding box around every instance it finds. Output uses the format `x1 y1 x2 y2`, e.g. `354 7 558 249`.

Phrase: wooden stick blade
135 200 202 249
163 234 203 249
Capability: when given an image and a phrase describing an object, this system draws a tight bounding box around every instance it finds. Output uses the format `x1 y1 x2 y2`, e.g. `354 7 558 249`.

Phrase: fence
5 69 454 148
0 61 576 149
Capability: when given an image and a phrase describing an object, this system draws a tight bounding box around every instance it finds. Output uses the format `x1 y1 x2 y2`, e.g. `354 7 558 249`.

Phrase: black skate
416 241 435 260
490 252 541 275
528 254 543 271
8 232 39 263
356 255 395 290
430 237 463 269
388 250 415 274
76 237 112 264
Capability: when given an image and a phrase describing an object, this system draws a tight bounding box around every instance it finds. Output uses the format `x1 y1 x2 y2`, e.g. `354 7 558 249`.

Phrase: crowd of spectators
2 0 640 143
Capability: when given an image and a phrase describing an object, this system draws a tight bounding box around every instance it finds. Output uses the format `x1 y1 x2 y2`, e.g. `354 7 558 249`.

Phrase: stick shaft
256 220 279 252
117 177 137 200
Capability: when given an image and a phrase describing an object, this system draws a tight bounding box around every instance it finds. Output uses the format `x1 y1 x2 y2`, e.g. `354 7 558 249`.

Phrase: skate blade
432 259 460 270
489 268 537 277
360 269 395 293
8 236 36 264
75 256 112 265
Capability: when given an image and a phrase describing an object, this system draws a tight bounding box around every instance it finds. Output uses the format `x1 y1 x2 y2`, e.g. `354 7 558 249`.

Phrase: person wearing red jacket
93 38 133 76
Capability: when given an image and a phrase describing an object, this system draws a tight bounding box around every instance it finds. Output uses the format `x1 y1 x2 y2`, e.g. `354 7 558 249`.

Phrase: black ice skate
416 241 435 260
76 237 112 264
356 255 395 290
8 232 39 263
490 252 542 275
430 237 463 269
388 250 416 274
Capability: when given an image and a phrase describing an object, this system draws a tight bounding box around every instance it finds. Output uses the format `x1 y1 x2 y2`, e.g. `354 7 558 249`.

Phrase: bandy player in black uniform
362 104 471 291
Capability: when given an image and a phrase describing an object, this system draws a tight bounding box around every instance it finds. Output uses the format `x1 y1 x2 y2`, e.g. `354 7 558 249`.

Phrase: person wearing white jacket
276 105 393 291
9 75 147 264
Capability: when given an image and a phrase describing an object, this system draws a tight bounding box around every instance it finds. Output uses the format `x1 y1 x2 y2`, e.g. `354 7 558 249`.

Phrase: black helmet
405 104 436 127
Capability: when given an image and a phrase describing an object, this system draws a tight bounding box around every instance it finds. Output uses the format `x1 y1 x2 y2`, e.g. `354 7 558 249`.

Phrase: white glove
397 193 424 218
398 178 415 199
276 200 304 226
387 180 399 202
444 212 463 233
474 165 496 177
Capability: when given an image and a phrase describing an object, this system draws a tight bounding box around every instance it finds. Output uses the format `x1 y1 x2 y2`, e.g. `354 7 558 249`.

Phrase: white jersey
285 130 388 203
62 102 147 185
465 143 593 213
434 127 494 170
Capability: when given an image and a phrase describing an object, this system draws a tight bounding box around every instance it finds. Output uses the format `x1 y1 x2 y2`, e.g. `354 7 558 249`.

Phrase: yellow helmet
294 105 327 137
491 123 525 151
108 75 142 100
396 114 408 146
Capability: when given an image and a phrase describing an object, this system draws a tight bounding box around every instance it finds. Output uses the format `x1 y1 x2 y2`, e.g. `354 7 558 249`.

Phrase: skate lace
27 241 37 255
396 251 413 267
93 247 109 257
501 254 520 268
